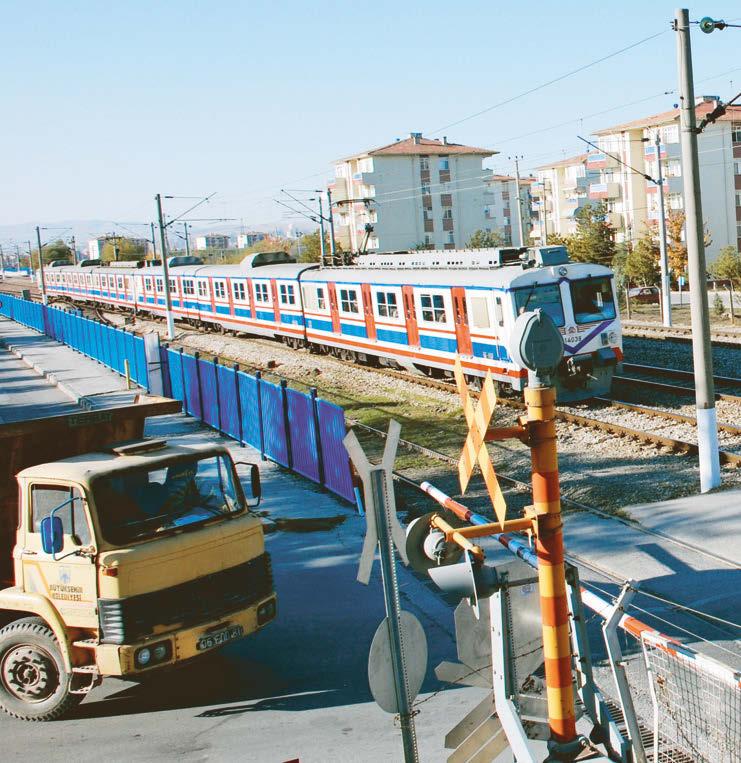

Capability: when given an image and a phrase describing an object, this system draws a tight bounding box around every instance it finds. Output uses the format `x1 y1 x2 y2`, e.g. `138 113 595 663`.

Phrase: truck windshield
514 283 565 326
570 277 616 324
94 454 244 544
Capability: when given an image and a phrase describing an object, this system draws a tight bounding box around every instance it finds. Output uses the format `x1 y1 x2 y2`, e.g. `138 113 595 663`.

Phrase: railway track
623 320 741 347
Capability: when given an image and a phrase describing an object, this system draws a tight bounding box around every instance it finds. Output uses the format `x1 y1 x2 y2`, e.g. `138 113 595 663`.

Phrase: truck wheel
0 617 81 721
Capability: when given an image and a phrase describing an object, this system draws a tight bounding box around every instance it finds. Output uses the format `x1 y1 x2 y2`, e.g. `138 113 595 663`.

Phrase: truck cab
0 439 276 721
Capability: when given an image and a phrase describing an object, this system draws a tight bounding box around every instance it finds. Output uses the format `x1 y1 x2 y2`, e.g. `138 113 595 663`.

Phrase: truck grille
98 553 273 645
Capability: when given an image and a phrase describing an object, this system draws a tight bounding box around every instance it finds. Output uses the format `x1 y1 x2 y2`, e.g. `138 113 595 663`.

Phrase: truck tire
0 617 82 721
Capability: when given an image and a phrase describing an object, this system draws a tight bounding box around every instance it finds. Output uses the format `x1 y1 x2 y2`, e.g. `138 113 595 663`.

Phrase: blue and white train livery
43 246 622 401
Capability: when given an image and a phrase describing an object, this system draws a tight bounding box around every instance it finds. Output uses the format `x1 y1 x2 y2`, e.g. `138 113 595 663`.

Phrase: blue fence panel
167 349 184 403
317 399 354 502
286 389 320 482
237 372 261 449
199 358 220 430
181 353 201 419
259 380 289 467
159 347 172 398
134 336 147 387
217 364 240 441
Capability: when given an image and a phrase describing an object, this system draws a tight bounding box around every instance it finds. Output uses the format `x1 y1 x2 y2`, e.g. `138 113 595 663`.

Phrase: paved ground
0 317 738 762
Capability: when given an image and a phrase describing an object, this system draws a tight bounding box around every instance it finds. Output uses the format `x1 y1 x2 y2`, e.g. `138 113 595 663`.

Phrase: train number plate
196 625 244 651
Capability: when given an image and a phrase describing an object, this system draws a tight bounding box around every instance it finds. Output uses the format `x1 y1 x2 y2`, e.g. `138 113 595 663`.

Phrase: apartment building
483 175 535 246
591 96 741 260
532 154 601 242
237 232 266 249
194 233 231 250
330 133 495 252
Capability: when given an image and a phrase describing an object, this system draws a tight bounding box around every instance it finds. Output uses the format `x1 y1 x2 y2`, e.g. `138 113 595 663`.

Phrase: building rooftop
593 98 741 135
534 152 590 171
340 133 496 162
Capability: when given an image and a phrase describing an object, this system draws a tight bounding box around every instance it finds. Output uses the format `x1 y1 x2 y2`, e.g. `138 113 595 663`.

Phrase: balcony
607 212 623 228
589 182 621 200
424 219 434 233
440 193 453 207
439 170 451 183
331 178 349 203
586 153 619 171
420 169 431 183
442 218 454 231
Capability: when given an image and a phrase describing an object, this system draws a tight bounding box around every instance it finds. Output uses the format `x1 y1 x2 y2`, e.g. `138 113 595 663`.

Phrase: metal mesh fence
641 631 741 763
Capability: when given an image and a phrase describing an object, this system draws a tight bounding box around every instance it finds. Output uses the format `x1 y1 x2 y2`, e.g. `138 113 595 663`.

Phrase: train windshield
514 284 564 326
570 277 616 324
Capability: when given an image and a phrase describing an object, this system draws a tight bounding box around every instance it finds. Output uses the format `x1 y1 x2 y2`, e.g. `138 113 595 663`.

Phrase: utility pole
326 188 337 258
183 222 191 257
654 133 672 327
35 226 48 305
155 194 176 340
675 7 720 491
317 196 327 264
150 222 157 259
541 181 548 245
0 244 5 280
511 156 526 247
70 235 77 265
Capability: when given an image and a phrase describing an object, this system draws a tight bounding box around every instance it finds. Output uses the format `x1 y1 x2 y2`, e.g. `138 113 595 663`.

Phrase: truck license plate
196 625 244 651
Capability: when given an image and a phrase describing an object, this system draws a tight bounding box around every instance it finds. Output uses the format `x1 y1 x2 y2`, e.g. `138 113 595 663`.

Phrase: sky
1 0 740 237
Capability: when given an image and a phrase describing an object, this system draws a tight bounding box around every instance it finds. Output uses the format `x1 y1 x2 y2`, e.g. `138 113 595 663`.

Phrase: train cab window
232 281 246 301
183 279 195 296
279 284 295 305
570 277 616 324
197 280 208 298
468 296 490 329
155 278 163 293
213 280 226 300
31 484 91 546
514 284 564 327
375 290 399 318
339 288 359 314
420 293 447 323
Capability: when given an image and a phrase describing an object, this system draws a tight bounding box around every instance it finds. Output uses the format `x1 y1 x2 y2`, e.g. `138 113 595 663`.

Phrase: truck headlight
153 644 168 662
136 648 151 666
257 597 276 625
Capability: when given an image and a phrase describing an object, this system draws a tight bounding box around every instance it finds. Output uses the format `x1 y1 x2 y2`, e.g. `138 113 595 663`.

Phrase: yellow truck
0 397 276 720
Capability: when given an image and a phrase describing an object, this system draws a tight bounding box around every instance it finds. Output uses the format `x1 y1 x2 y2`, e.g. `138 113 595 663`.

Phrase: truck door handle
23 550 37 556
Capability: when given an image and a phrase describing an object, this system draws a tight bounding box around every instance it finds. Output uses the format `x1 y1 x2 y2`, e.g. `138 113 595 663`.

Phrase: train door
226 278 236 317
327 282 341 334
360 283 376 341
246 277 254 319
402 285 419 348
451 287 472 356
270 279 281 324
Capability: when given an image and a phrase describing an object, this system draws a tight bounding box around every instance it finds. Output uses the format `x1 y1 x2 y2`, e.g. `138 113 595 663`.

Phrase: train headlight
608 331 617 344
558 266 568 276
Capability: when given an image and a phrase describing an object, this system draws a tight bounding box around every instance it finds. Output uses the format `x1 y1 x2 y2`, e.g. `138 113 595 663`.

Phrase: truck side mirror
41 516 64 555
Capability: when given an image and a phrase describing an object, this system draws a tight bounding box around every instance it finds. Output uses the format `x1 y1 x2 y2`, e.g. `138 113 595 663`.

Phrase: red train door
452 287 472 356
360 283 376 340
327 282 341 334
402 285 419 348
246 277 254 318
270 279 281 323
226 278 235 317
208 277 216 314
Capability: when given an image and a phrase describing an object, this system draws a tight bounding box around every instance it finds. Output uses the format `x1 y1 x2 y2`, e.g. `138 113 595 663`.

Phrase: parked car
628 286 660 304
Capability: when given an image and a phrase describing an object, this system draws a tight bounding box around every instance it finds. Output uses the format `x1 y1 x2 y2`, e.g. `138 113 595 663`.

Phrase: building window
423 235 433 248
441 194 453 207
732 122 741 142
442 209 453 220
667 160 681 177
421 183 431 195
254 282 269 303
183 279 195 296
438 157 449 171
232 281 246 301
213 280 226 300
420 293 446 323
668 193 683 210
339 288 359 313
357 157 374 173
376 291 399 318
447 231 455 244
197 280 208 298
419 157 429 171
279 283 295 305
735 160 741 175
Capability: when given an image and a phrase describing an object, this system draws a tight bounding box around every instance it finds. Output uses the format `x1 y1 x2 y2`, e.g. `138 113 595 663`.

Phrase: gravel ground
102 311 741 516
623 335 741 380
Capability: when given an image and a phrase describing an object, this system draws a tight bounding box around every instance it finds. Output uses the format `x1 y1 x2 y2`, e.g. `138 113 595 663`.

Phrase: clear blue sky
1 1 739 232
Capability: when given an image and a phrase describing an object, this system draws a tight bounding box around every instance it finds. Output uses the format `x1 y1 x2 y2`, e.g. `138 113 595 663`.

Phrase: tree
296 231 339 263
101 237 147 262
624 227 660 286
709 245 741 286
568 202 616 264
466 229 504 249
36 239 72 265
666 210 687 277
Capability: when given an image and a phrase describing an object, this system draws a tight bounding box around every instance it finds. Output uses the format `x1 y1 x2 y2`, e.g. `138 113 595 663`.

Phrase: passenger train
43 246 623 402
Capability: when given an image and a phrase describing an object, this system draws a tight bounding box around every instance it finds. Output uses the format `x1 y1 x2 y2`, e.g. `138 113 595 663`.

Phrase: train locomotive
43 245 622 402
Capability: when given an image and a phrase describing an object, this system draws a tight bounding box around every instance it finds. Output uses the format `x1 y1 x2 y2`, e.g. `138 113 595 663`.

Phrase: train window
144 277 152 291
213 280 226 300
468 296 490 329
514 284 564 327
197 280 208 298
86 274 93 285
254 283 269 303
420 293 446 323
376 291 399 318
493 297 504 327
183 279 195 296
101 275 108 287
279 284 296 305
316 287 326 310
156 278 163 293
570 277 616 324
339 288 359 314
232 281 245 301
117 277 124 290
169 278 177 294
